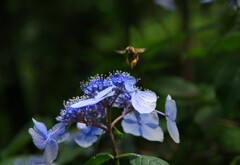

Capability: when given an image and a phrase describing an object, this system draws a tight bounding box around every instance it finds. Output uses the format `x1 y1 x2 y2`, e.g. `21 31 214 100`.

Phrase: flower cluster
29 71 180 164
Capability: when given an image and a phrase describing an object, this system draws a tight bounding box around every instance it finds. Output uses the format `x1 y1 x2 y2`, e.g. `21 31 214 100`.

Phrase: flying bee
115 46 146 69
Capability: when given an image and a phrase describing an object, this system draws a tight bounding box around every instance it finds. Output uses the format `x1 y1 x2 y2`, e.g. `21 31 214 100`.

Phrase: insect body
116 46 146 69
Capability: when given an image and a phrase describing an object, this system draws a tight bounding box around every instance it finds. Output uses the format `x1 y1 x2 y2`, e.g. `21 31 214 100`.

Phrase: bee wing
115 50 126 54
135 48 146 53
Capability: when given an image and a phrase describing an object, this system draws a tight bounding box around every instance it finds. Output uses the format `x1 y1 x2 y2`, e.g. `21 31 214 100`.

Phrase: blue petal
121 119 141 136
48 123 66 142
165 95 177 121
131 90 157 113
29 128 47 150
124 77 137 92
29 119 48 150
141 125 164 142
121 111 163 141
71 87 114 109
26 156 47 165
43 139 58 163
94 86 114 99
74 134 98 148
140 112 159 127
70 98 98 108
90 126 104 136
166 119 180 143
32 118 48 137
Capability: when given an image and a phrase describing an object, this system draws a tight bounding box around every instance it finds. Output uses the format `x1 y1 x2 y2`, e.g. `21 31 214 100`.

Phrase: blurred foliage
0 0 240 165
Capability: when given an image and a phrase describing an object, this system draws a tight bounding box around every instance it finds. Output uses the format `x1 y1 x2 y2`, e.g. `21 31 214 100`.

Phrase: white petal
77 123 87 129
132 90 157 113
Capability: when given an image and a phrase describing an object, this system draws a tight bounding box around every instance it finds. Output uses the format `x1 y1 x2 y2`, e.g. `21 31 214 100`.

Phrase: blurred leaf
0 122 31 158
219 126 240 152
0 155 29 165
84 153 114 165
57 146 93 165
194 105 221 127
215 61 240 108
129 155 169 165
208 125 240 152
231 156 240 165
218 32 240 52
151 76 199 98
113 127 124 142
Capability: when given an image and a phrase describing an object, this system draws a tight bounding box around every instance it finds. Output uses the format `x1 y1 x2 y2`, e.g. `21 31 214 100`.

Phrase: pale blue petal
95 86 114 99
26 156 47 165
141 125 164 142
121 119 141 136
167 119 180 143
200 0 214 3
48 123 65 142
132 90 157 113
165 95 177 120
28 128 47 150
140 112 159 126
70 98 97 108
124 77 137 92
91 126 104 135
154 0 176 10
122 111 138 123
32 118 48 137
74 134 98 148
71 89 114 109
44 139 58 163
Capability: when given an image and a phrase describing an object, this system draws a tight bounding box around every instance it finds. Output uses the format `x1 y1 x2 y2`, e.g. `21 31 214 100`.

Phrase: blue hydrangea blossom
74 123 103 148
29 119 66 163
29 71 180 163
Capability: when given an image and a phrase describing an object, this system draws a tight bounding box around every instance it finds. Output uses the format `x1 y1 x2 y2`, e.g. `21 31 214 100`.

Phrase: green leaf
57 146 94 165
151 76 199 98
84 153 114 165
113 126 124 142
231 156 240 165
129 155 169 165
1 121 32 158
0 155 29 165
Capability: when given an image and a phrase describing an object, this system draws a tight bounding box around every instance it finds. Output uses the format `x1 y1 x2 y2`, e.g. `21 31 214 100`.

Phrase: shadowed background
0 0 240 164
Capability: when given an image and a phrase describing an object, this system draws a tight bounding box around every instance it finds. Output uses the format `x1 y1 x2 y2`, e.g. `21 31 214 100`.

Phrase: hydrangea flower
121 111 164 142
165 95 180 143
29 119 66 163
74 123 103 148
29 71 180 163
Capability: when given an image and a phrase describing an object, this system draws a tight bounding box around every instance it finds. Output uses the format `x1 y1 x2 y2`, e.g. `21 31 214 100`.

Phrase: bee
115 46 146 69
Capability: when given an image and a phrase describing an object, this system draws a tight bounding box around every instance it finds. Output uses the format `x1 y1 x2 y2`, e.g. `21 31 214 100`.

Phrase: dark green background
0 0 240 164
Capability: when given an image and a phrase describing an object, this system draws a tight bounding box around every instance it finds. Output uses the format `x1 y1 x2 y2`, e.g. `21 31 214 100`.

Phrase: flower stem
105 106 120 165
